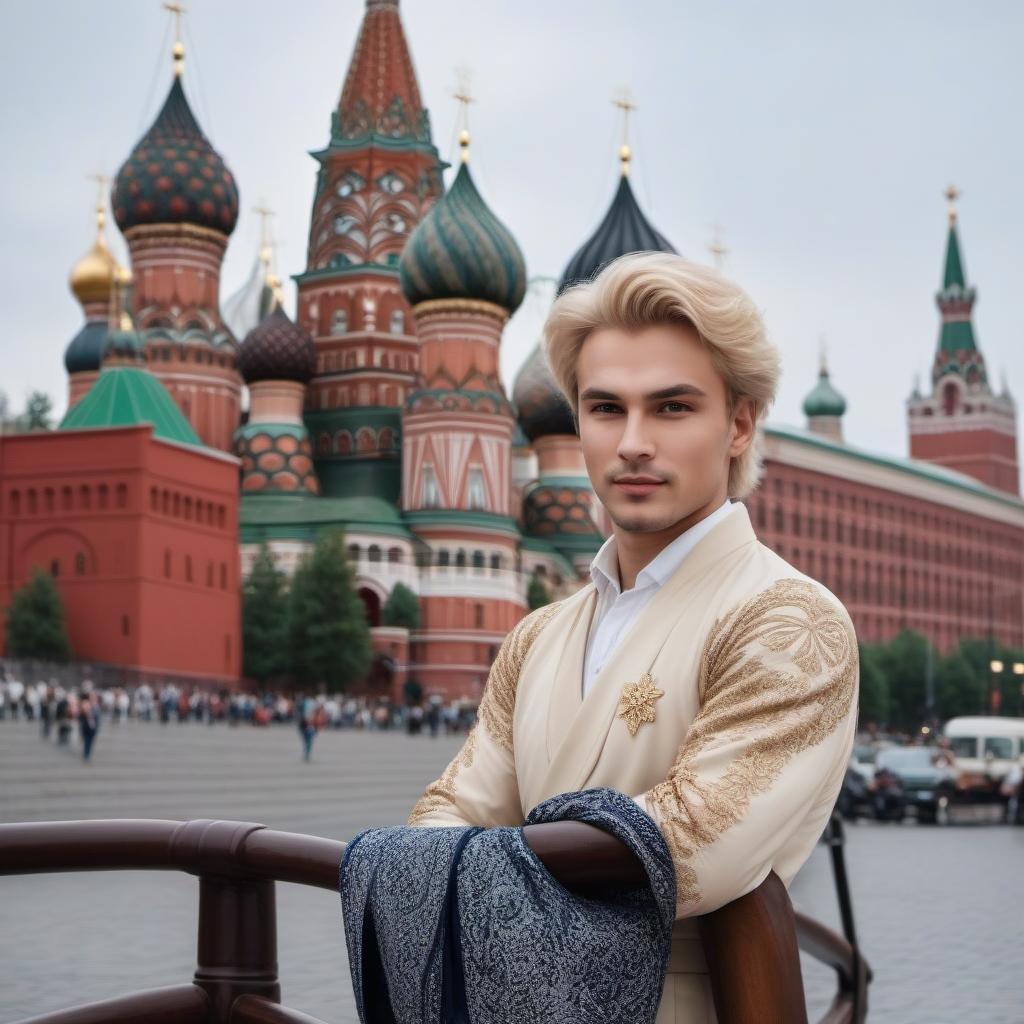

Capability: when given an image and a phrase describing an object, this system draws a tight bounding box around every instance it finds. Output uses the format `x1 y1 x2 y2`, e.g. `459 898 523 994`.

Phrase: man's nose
616 413 654 462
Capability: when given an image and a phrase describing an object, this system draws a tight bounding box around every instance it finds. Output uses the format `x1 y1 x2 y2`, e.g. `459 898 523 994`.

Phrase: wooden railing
0 818 869 1024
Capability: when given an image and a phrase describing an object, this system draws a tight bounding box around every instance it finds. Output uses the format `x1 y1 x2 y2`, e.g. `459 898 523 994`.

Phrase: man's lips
613 479 665 495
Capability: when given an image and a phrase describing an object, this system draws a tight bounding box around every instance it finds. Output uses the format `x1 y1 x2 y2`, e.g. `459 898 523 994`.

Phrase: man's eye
591 403 620 414
661 402 692 413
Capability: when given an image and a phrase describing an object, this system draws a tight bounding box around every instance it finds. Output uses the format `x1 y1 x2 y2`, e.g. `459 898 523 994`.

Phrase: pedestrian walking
78 693 100 761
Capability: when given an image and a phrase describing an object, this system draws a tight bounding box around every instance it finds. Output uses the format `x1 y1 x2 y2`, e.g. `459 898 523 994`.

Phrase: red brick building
0 366 241 683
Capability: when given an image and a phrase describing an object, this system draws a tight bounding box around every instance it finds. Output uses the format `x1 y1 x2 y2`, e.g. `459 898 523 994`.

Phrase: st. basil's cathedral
2 0 1022 698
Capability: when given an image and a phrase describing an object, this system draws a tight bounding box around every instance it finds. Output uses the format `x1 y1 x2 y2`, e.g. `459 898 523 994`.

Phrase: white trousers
655 919 718 1024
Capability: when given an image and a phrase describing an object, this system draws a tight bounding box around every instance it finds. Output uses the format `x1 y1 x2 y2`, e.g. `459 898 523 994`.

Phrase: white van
943 716 1024 782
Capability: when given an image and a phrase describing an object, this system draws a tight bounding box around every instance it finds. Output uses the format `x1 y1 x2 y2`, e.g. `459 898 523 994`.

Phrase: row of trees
243 533 421 690
859 629 1024 731
5 541 1023 721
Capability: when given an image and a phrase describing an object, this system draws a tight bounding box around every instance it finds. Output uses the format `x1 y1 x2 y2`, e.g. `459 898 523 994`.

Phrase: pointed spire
933 186 981 375
942 185 966 289
558 112 675 294
335 0 430 144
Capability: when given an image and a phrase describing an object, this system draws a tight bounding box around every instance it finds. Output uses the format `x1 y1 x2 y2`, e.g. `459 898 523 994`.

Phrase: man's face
576 322 753 534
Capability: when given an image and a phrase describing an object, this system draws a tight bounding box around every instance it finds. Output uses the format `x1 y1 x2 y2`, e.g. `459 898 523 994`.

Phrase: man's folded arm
406 603 561 828
635 578 859 918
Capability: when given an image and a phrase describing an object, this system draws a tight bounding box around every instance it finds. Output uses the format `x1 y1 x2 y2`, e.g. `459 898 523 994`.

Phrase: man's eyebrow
578 383 708 402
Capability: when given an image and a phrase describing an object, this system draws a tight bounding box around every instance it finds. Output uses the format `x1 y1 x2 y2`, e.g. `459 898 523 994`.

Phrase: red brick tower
111 30 241 453
397 124 528 696
296 0 445 503
907 188 1019 495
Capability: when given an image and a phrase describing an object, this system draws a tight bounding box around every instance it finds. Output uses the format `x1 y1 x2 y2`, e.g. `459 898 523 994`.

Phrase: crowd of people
0 673 478 762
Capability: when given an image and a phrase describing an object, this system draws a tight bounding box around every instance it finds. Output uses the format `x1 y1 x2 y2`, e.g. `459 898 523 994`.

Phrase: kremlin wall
1 0 1021 696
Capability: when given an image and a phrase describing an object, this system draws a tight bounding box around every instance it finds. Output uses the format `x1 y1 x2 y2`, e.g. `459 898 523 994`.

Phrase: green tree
242 543 290 683
289 531 371 692
4 567 72 661
527 574 552 610
22 391 53 431
872 629 931 732
382 582 421 629
857 643 889 727
935 647 985 720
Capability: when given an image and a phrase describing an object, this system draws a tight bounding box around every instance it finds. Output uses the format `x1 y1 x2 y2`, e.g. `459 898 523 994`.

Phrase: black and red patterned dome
238 308 317 384
112 77 238 236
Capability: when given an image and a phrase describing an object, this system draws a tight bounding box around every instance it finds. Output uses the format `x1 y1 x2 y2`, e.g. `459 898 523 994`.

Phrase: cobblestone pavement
2 719 1022 1023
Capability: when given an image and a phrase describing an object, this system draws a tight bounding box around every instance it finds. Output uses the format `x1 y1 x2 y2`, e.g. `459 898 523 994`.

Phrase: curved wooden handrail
1 819 868 1024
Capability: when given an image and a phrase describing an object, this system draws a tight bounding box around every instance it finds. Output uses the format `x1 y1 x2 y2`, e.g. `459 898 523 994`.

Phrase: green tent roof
59 367 201 447
943 225 966 289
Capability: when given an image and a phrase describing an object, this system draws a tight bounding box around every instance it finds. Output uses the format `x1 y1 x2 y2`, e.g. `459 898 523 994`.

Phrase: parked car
874 747 956 824
944 716 1024 784
837 764 872 821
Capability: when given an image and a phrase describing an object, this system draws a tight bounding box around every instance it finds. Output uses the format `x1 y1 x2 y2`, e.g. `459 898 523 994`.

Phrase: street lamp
989 659 1004 715
1014 662 1024 716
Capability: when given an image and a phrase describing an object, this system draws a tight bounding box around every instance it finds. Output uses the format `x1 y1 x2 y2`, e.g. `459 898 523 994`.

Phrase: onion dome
400 133 526 313
558 153 675 294
112 76 239 236
238 307 317 384
69 185 117 306
802 357 847 418
64 322 111 375
512 342 576 441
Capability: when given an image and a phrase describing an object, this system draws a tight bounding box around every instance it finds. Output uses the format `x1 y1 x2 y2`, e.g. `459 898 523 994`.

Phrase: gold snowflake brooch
617 672 664 737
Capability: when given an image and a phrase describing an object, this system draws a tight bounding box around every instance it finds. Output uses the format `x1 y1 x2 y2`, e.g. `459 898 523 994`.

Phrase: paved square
2 720 1022 1022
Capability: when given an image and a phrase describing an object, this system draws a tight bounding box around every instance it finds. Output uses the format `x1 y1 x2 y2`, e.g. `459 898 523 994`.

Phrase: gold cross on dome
612 89 637 175
617 672 664 737
163 2 187 75
453 67 475 162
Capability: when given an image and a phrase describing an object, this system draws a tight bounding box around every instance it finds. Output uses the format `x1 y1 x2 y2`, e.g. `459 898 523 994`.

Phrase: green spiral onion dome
112 77 239 236
400 161 526 313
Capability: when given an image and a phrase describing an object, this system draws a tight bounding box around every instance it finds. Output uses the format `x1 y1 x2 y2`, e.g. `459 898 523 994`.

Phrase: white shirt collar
589 498 736 598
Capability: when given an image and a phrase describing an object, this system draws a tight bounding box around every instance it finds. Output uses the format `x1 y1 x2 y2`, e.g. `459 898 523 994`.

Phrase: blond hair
543 252 781 498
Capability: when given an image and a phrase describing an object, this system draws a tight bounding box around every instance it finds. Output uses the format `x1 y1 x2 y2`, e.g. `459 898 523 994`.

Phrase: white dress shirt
582 498 737 699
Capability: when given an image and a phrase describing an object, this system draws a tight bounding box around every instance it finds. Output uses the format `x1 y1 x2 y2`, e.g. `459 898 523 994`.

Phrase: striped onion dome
399 161 526 313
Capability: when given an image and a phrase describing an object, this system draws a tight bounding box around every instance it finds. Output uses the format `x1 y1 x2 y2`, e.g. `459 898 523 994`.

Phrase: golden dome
69 196 117 305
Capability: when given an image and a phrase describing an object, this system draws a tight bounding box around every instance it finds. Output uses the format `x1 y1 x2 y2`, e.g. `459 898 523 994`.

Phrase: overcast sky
3 0 1023 462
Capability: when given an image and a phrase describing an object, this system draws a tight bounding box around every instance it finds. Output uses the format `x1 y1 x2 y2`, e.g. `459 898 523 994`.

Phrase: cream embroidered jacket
408 503 859 919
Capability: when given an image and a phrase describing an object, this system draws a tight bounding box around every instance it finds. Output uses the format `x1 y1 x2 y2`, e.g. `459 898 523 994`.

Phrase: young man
408 252 859 1021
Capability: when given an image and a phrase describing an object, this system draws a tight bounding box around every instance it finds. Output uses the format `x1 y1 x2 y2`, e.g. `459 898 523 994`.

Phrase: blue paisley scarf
340 787 676 1024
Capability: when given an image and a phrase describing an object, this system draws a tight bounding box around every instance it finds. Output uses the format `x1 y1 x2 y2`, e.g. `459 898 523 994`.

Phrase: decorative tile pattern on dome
523 484 602 538
512 342 577 441
236 426 320 495
239 309 317 384
112 78 238 236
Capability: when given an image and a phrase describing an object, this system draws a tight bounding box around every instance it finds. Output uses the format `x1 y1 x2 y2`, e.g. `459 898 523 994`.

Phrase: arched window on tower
422 465 441 508
331 309 348 335
466 467 487 510
942 382 960 416
390 310 405 335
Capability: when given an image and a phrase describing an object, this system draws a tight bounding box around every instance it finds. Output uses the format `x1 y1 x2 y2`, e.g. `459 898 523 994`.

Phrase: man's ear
728 397 756 458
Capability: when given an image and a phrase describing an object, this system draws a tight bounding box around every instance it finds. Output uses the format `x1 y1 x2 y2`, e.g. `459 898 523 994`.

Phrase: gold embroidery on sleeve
646 578 858 907
406 600 563 825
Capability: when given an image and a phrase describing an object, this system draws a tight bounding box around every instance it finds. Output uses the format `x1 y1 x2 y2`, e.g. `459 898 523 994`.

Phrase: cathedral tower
907 189 1018 495
296 0 444 503
398 124 527 696
111 25 241 452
